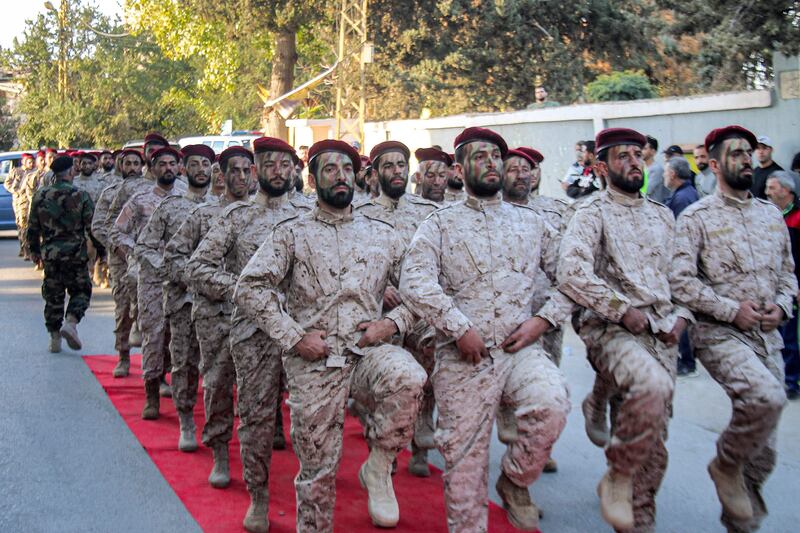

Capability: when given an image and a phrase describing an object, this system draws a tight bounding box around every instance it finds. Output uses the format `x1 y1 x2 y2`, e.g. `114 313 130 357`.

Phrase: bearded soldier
670 126 794 533
136 144 214 451
186 137 310 533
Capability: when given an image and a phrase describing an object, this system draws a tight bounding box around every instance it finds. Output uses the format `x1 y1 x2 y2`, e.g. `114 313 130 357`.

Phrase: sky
0 0 124 50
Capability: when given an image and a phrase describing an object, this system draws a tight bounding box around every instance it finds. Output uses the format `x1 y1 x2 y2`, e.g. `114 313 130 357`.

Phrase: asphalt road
0 234 797 532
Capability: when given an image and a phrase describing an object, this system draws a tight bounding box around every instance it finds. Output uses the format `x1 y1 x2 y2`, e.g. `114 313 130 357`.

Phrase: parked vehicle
0 151 28 231
178 132 262 154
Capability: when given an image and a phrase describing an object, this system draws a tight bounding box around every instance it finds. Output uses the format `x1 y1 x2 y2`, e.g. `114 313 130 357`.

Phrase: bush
586 70 657 102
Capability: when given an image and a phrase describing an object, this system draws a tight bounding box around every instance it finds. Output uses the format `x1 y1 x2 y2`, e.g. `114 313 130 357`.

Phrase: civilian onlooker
562 140 588 191
751 136 783 199
693 144 716 197
663 145 684 161
643 135 670 202
664 157 700 377
566 140 599 199
765 170 800 399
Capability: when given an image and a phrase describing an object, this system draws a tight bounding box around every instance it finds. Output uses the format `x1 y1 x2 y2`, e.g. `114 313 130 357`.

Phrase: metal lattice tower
334 0 370 148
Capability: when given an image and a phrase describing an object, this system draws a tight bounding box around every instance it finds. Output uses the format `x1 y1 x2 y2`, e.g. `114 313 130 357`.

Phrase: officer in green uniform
27 155 97 353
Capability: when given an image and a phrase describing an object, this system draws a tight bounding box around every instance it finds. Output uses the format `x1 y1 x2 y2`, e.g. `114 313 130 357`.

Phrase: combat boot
408 446 431 477
49 331 62 353
543 457 558 473
209 445 231 488
358 447 399 527
708 458 753 521
496 471 540 530
243 490 269 533
112 351 130 378
272 402 286 450
129 322 142 347
159 376 172 398
178 411 198 452
60 314 82 350
582 394 610 448
141 378 160 420
597 469 634 530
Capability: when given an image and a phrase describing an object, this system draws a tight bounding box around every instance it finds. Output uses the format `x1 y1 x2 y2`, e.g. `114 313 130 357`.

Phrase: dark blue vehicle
0 151 27 231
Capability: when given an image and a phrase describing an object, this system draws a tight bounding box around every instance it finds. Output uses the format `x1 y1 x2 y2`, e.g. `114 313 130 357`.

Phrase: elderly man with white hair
664 157 700 219
766 170 800 400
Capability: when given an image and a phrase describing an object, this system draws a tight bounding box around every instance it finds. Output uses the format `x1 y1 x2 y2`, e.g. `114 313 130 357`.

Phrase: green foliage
585 70 657 102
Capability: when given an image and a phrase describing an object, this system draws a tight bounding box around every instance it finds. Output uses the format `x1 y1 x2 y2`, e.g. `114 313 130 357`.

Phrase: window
0 160 12 183
212 141 224 152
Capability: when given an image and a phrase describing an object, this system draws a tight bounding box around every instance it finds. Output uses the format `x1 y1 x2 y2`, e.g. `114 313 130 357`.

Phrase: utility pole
44 1 70 100
334 0 372 148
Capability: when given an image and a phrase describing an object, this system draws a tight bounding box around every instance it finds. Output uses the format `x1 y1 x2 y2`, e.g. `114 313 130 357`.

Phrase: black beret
50 155 73 173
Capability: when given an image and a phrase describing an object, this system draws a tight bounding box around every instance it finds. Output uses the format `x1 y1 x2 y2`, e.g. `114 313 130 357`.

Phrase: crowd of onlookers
561 134 800 398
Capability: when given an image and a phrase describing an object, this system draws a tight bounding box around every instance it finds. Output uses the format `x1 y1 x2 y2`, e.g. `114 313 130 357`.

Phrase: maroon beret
516 147 544 164
81 151 98 161
219 146 254 169
100 149 112 156
36 150 45 158
181 144 216 163
112 149 122 158
45 147 58 155
415 147 452 166
504 148 537 168
704 125 757 152
144 132 169 147
21 153 34 160
369 141 410 164
119 148 143 162
150 146 182 163
252 136 295 155
360 154 371 166
308 139 361 174
453 127 508 158
595 128 647 154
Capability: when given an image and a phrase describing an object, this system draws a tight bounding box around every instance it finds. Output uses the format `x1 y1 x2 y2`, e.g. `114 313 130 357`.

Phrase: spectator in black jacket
664 158 699 218
751 135 783 199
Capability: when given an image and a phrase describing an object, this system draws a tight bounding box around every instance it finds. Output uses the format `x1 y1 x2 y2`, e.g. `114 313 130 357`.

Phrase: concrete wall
288 54 800 198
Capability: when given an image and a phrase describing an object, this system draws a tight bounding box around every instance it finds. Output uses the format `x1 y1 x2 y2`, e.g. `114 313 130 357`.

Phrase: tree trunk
264 29 297 141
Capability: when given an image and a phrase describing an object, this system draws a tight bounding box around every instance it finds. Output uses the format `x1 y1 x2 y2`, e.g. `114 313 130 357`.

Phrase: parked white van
178 133 262 154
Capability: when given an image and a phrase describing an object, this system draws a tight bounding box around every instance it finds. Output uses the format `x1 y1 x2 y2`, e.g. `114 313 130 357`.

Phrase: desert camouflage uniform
5 167 31 255
166 195 235 448
187 191 310 497
18 170 46 254
27 181 95 332
558 188 693 532
111 183 184 380
443 187 466 205
235 205 426 533
136 189 207 414
356 191 440 450
73 172 109 281
399 194 571 533
670 191 795 533
93 181 134 353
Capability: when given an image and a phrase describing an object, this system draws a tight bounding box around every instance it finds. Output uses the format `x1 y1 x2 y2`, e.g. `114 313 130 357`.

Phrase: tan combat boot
49 331 62 353
496 471 540 530
128 322 142 347
60 314 82 350
708 458 753 521
358 447 399 527
112 351 130 378
582 394 610 448
209 445 231 488
243 490 269 533
408 445 431 477
597 468 634 530
141 378 160 420
178 411 198 452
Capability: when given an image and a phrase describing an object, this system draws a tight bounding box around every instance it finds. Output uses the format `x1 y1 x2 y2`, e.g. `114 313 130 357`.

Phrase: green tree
585 70 657 102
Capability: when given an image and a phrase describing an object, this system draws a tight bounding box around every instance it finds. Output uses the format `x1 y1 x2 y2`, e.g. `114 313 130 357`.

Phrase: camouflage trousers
230 329 282 495
195 313 234 449
108 258 133 354
542 328 564 366
41 261 92 333
581 323 676 533
283 344 426 533
168 303 200 414
404 320 436 450
691 323 786 533
433 343 570 533
13 196 27 255
138 277 168 381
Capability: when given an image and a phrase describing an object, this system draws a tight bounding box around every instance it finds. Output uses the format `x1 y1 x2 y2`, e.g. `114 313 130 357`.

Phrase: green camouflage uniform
27 180 95 333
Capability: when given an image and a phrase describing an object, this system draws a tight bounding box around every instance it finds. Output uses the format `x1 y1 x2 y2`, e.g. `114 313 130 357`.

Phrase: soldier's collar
185 188 207 203
254 189 289 208
313 203 354 225
605 187 644 207
464 192 502 211
376 190 404 210
717 189 753 208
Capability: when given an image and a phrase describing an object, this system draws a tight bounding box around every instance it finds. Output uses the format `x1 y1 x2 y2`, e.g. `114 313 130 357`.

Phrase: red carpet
84 354 525 533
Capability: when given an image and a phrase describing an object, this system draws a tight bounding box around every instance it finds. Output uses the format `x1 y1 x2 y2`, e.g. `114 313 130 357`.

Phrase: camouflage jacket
234 204 416 361
670 190 797 352
110 184 181 260
399 193 572 348
72 173 108 204
558 188 692 334
443 188 466 205
135 188 208 315
26 180 95 263
91 181 123 250
528 193 568 232
355 192 440 248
